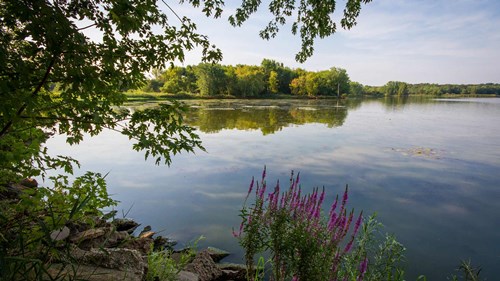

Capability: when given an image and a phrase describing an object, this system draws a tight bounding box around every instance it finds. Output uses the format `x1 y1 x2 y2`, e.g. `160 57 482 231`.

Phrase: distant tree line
141 59 500 98
362 82 500 97
142 59 351 98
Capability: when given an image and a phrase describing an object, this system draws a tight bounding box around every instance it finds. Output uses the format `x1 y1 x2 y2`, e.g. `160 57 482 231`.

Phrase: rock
70 227 107 243
113 218 140 234
138 225 152 237
87 230 130 249
153 235 175 251
50 226 70 241
20 178 38 188
47 247 147 281
218 263 249 281
106 230 130 246
46 264 144 281
0 178 38 199
139 231 155 239
220 269 247 281
70 247 147 273
66 220 92 233
101 210 118 221
178 270 200 281
184 250 223 281
206 246 230 263
67 226 131 250
120 237 153 255
1 184 29 199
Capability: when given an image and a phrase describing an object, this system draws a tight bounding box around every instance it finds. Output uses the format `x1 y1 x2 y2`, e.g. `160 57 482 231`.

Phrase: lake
46 97 500 280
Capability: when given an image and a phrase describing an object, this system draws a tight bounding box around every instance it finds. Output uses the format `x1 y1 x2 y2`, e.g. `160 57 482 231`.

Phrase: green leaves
226 0 372 62
0 0 223 183
121 101 205 165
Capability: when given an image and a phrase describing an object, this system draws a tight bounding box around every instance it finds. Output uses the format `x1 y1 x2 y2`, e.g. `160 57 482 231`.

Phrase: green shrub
234 168 411 281
146 236 204 281
0 172 117 280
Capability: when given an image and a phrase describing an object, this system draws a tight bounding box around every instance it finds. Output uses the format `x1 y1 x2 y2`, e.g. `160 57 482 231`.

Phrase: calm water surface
47 98 500 280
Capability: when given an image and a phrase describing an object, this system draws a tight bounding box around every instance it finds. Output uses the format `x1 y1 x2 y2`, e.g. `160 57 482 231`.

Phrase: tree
160 66 197 94
0 0 228 183
268 71 280 94
317 67 351 97
194 63 228 96
290 74 308 96
142 79 164 92
1 0 373 181
234 65 266 97
261 59 297 94
227 0 373 62
384 81 408 96
349 81 365 96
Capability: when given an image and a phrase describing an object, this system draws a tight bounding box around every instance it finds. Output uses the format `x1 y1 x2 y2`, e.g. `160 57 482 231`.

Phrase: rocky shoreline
47 216 247 281
2 179 248 281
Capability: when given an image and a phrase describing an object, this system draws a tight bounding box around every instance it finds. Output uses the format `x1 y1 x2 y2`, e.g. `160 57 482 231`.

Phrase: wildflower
258 181 266 200
357 257 368 281
342 185 349 206
232 222 244 237
344 211 363 253
246 176 255 199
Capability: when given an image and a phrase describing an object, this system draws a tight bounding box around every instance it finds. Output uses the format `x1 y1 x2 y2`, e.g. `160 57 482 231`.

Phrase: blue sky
168 0 500 86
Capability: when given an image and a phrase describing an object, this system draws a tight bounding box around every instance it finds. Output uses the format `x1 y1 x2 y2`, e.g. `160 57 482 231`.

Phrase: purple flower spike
246 176 255 199
357 257 368 281
344 211 363 253
259 181 266 200
343 238 354 253
292 276 299 281
342 185 349 207
353 211 363 236
318 187 325 207
232 221 244 237
328 212 337 231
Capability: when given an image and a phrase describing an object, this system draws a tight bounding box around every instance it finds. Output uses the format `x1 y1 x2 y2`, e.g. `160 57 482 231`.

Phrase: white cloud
81 0 500 85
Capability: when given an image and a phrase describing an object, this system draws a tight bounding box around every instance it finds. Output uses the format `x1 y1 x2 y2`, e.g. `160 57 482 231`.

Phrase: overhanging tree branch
0 55 59 138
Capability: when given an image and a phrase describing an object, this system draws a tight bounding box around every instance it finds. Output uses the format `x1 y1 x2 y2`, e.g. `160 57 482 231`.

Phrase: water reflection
45 97 500 281
183 99 359 134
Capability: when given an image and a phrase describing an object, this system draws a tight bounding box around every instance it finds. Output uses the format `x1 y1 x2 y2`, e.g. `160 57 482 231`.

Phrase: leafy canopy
0 0 371 183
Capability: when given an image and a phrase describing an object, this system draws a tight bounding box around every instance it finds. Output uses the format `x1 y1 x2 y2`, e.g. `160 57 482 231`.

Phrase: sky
167 0 500 86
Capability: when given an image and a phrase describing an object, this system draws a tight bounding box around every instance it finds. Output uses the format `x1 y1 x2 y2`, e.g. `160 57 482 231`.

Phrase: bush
234 168 366 281
146 236 204 281
0 172 117 280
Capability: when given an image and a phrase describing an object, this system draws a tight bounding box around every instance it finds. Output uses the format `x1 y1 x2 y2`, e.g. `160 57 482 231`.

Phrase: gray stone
206 246 230 263
47 247 147 281
218 263 249 281
119 237 153 255
139 230 155 239
138 225 152 236
178 270 200 281
70 247 146 273
185 250 223 281
70 227 108 243
50 226 70 241
113 218 140 234
46 263 143 281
